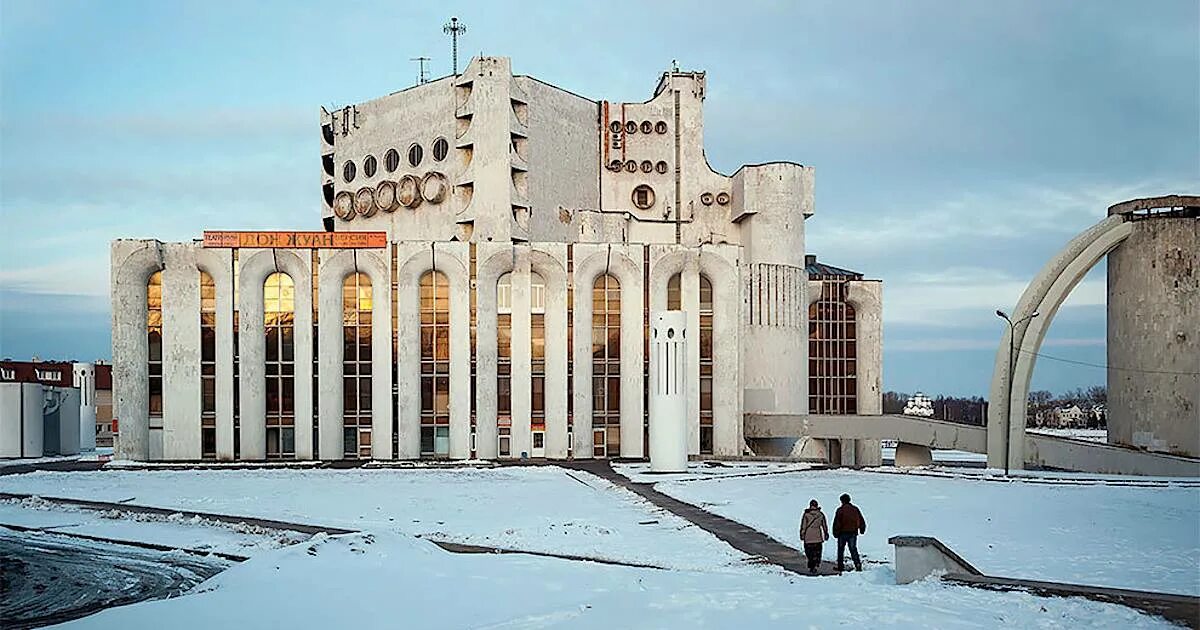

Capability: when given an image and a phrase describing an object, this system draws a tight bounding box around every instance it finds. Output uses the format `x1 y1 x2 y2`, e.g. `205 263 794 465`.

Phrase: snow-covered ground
0 467 750 572
0 465 1189 628
55 531 1172 629
656 468 1200 596
1028 428 1108 443
0 497 308 557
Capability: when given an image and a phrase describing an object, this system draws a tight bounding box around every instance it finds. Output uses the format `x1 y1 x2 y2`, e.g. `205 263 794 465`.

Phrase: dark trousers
803 542 822 570
836 533 861 570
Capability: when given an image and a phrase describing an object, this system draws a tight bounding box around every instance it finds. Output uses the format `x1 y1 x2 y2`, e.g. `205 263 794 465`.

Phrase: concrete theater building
109 56 882 462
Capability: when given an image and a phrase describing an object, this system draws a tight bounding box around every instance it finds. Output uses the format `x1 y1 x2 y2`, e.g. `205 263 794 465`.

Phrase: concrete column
395 243 424 460
570 250 597 459
318 251 349 461
618 245 646 459
162 245 201 460
650 311 688 472
110 240 162 461
367 250 394 461
511 249 533 458
73 363 97 452
474 243 512 460
443 243 473 459
705 246 743 457
534 245 569 460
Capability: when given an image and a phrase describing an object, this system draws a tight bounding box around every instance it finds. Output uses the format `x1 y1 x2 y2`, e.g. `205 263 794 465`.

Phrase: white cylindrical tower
650 311 688 472
74 362 97 452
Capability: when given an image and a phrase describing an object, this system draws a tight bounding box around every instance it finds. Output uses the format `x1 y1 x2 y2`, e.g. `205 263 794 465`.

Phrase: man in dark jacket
831 493 866 572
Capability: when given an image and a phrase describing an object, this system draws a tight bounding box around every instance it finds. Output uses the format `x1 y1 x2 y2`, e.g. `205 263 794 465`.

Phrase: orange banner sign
202 231 387 249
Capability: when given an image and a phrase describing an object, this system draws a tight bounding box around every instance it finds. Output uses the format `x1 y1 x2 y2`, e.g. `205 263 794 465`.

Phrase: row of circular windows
609 120 668 135
333 172 449 220
608 159 669 174
343 138 450 183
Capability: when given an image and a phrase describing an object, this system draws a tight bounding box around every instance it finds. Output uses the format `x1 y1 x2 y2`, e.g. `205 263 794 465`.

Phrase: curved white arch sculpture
987 214 1132 470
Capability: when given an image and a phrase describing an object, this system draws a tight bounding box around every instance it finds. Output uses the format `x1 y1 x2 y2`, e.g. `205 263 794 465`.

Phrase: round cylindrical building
1106 206 1198 457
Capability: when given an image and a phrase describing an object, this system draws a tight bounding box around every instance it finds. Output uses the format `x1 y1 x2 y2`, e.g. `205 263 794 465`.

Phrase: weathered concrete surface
891 534 1200 627
894 442 933 467
747 414 988 454
748 413 1200 476
944 574 1200 628
1108 216 1198 457
888 535 981 584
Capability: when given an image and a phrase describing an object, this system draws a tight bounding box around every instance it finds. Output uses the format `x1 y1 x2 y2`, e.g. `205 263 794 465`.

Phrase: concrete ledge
944 573 1200 628
1026 434 1200 478
887 535 981 584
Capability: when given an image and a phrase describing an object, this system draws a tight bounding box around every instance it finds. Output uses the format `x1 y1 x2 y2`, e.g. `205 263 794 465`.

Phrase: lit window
147 271 163 418
343 273 373 459
419 271 450 456
264 272 296 459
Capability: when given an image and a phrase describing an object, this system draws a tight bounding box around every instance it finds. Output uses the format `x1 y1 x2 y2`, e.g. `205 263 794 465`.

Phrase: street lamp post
996 309 1039 476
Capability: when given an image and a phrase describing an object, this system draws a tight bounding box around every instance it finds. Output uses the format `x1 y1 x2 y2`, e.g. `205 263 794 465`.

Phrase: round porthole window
355 187 377 217
655 160 668 174
632 184 655 210
333 191 355 220
608 159 623 172
624 160 637 173
342 161 356 183
716 192 731 206
609 121 622 134
640 160 653 173
655 121 668 134
384 149 400 173
432 137 449 161
625 121 637 134
701 192 714 206
408 143 423 167
640 120 652 134
363 155 377 178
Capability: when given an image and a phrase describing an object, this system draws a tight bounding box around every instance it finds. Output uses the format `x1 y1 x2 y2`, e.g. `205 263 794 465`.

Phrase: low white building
109 57 883 462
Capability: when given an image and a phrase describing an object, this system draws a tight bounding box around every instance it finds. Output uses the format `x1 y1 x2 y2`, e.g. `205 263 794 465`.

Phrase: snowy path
656 468 1200 596
0 467 754 573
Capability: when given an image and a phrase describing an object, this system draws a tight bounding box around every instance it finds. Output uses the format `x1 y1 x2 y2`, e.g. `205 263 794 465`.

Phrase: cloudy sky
1 0 1196 396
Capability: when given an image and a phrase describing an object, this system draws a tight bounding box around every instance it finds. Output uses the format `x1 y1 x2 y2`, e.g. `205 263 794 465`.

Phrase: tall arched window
420 271 450 456
496 273 513 456
699 276 715 454
343 272 372 458
200 271 216 458
264 272 295 459
530 273 546 455
147 272 163 419
592 274 621 457
667 273 681 310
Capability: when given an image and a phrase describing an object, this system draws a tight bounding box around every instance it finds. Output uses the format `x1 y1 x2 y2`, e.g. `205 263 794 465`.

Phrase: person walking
832 493 866 572
798 499 829 575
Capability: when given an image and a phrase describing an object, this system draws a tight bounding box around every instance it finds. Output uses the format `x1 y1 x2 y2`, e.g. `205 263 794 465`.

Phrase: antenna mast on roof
443 16 467 75
410 56 431 85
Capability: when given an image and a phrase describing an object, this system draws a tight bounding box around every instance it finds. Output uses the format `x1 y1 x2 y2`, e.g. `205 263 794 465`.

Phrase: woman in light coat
799 499 829 574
